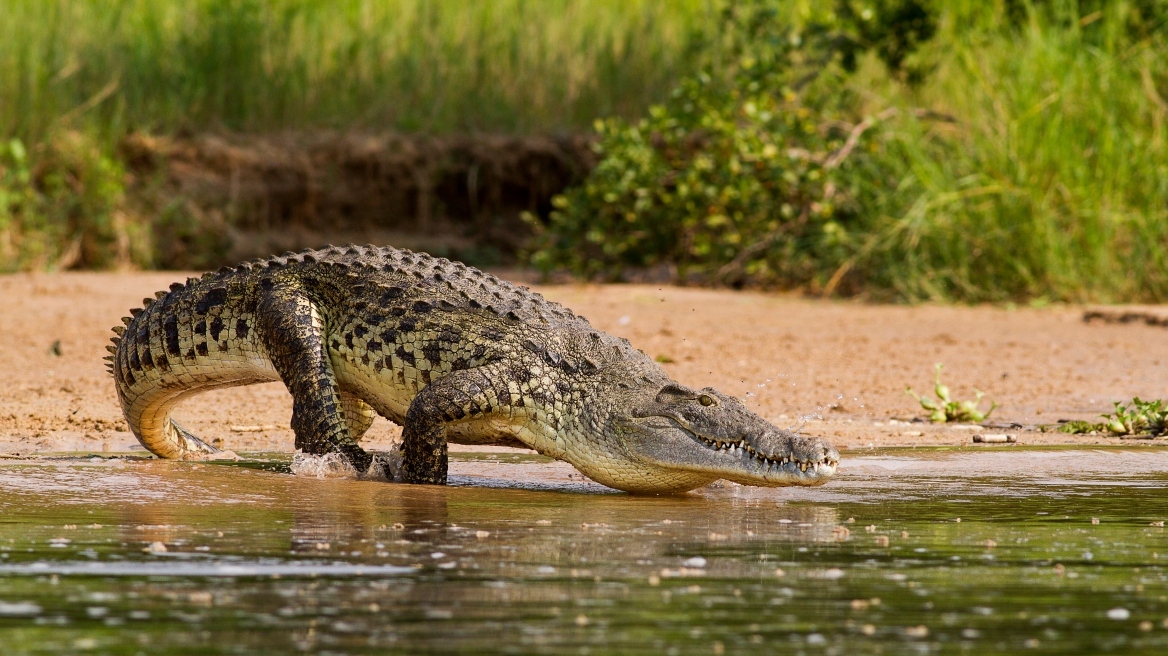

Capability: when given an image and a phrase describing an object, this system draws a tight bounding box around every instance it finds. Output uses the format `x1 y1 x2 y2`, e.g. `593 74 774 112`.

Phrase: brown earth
2 271 1167 457
122 132 595 269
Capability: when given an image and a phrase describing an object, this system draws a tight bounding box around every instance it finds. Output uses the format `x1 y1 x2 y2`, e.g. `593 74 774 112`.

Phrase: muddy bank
2 272 1167 456
122 132 597 268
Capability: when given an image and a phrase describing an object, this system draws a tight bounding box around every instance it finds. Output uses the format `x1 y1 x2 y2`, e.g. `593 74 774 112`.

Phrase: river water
0 446 1166 654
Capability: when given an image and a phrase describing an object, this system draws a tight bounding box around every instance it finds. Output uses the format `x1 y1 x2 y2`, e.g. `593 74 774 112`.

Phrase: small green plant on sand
1059 398 1168 437
906 364 997 423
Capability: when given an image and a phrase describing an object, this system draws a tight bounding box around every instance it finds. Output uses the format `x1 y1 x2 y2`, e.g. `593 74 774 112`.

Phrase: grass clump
906 363 998 423
0 132 147 271
1059 398 1168 437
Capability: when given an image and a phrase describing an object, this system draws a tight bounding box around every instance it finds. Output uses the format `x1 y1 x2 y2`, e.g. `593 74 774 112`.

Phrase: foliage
0 132 147 271
528 0 923 288
834 0 937 80
0 0 715 141
531 0 1168 302
1059 398 1168 436
905 363 998 423
852 0 1168 302
3 0 1168 301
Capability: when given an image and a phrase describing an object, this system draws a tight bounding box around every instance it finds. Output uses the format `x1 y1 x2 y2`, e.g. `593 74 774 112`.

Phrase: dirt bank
122 132 595 269
1 271 1166 456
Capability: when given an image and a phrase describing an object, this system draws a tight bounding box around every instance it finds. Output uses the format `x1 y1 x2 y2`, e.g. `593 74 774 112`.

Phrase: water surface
1 446 1166 654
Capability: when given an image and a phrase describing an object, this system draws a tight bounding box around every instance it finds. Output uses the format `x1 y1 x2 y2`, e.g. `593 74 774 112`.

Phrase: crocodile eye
699 394 715 407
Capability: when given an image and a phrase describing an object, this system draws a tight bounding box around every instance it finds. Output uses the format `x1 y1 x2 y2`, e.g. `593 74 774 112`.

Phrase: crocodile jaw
619 416 839 488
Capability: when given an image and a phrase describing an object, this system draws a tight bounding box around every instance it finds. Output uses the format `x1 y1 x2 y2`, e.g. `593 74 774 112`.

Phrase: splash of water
289 452 357 479
290 450 402 482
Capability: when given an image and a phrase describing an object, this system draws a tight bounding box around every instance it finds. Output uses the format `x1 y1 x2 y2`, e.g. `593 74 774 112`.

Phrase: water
0 447 1166 654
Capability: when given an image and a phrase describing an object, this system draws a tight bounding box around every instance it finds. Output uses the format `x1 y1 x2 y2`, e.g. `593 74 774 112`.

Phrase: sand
2 271 1166 456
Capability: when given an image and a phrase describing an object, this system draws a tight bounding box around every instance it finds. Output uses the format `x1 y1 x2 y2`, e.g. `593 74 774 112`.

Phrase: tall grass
4 0 1168 303
0 0 717 143
854 1 1168 302
530 0 1168 302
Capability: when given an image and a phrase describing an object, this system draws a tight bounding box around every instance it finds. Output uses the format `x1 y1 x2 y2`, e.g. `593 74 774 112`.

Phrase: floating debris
973 434 1016 443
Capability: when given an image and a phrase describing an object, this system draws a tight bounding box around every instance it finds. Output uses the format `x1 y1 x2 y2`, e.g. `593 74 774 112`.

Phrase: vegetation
0 0 714 271
3 0 1168 305
1059 398 1168 437
532 0 1168 302
905 363 998 423
0 133 146 271
1 0 712 140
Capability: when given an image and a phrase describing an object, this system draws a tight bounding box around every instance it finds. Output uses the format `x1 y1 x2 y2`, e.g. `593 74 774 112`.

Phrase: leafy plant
906 363 998 423
1058 398 1168 436
526 0 926 289
0 132 145 271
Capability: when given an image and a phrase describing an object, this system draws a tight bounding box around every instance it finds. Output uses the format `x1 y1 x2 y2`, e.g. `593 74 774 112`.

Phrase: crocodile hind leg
400 366 512 485
257 282 374 473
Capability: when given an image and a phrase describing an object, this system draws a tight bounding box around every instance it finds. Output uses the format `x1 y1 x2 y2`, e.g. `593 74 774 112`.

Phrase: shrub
527 0 928 289
531 0 1168 303
0 132 147 271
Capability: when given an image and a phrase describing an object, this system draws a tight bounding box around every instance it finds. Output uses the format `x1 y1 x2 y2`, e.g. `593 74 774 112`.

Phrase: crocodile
107 245 839 493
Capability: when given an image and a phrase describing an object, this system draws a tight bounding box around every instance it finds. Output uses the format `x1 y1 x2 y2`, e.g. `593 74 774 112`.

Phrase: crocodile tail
111 274 279 459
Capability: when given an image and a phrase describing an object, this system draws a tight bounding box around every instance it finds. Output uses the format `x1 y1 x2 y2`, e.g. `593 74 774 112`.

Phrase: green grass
851 1 1168 301
0 0 717 142
4 0 1168 304
0 0 717 272
531 0 1168 302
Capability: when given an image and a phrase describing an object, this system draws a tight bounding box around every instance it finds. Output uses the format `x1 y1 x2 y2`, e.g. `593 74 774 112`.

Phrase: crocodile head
604 380 839 493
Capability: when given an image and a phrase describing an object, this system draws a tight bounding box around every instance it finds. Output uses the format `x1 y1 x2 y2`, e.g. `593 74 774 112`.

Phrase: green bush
0 132 147 271
532 0 1168 302
528 0 918 289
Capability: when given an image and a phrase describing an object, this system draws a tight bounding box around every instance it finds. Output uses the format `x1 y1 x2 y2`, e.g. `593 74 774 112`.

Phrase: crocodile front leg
257 281 373 472
400 365 512 485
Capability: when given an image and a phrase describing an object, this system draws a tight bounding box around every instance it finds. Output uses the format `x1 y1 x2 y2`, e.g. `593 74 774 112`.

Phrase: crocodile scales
107 245 839 493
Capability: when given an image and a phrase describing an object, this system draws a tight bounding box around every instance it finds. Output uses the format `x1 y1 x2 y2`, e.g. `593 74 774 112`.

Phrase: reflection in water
288 479 451 554
0 448 1165 654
